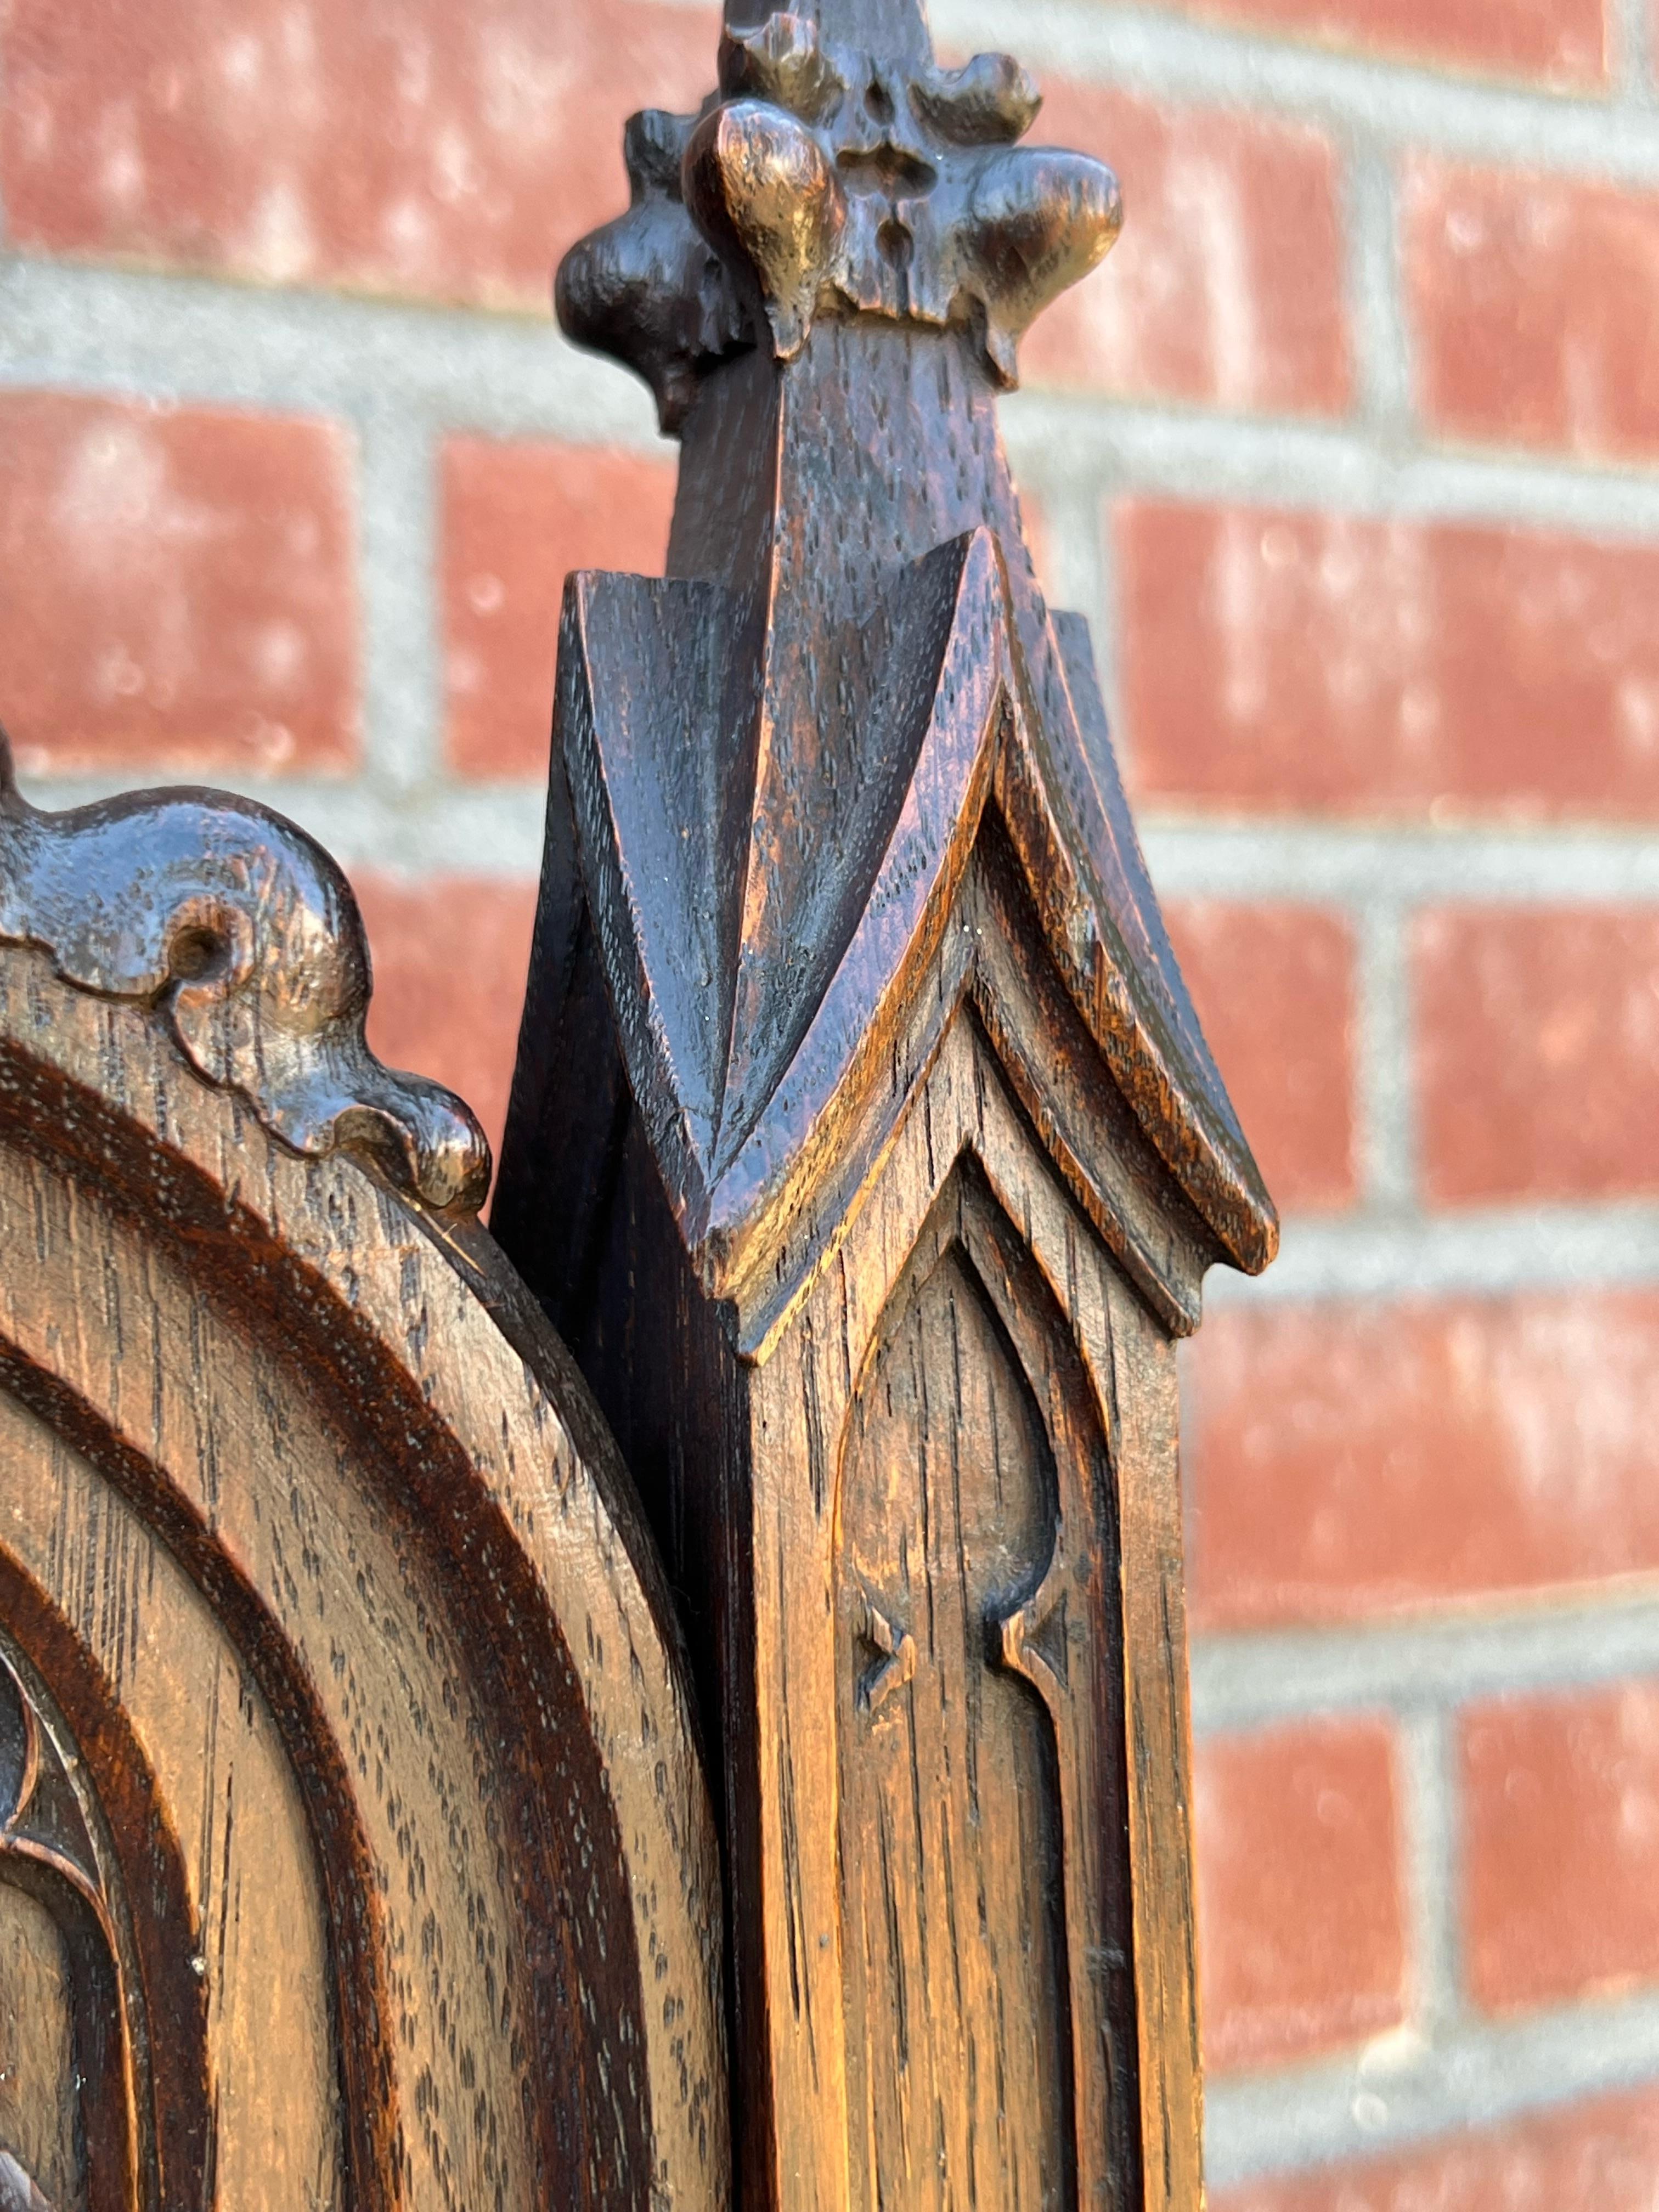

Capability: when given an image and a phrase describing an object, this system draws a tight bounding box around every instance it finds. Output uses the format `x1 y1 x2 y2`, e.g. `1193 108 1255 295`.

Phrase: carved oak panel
837 1195 1076 2212
0 766 732 2212
0 1874 80 2209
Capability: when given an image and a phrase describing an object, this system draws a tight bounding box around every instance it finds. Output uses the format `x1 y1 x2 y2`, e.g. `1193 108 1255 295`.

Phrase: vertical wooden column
493 6 1279 2208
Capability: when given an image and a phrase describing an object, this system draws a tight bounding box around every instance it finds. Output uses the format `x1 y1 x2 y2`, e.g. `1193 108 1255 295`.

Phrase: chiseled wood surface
0 945 729 2212
505 868 1210 2212
0 4 1276 2208
0 1389 337 2208
838 1194 1104 2212
741 1015 1193 2212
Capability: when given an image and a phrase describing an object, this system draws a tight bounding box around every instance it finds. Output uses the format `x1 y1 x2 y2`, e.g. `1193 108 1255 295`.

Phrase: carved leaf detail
555 0 1121 405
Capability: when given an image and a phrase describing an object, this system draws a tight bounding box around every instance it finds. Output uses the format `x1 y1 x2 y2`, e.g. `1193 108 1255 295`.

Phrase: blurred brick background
5 0 1659 2200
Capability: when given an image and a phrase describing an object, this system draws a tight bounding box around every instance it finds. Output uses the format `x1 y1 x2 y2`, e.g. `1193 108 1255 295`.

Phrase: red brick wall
5 0 1659 2199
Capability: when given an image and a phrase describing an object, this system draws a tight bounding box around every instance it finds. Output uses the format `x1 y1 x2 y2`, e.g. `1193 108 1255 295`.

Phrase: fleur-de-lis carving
557 1 1122 431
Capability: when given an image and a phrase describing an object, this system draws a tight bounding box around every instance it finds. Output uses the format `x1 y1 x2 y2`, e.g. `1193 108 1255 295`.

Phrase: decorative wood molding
0 1639 171 2212
0 5 1282 2205
0 730 490 1212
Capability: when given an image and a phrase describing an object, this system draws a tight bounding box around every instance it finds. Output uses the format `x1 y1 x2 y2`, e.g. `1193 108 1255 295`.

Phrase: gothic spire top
557 0 1122 431
509 0 1276 1347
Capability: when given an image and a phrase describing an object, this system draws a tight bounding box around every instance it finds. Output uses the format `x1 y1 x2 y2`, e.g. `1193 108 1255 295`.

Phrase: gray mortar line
934 0 1659 187
355 403 444 797
1352 900 1418 1214
998 398 1659 532
1139 822 1659 901
1205 1204 1659 1303
1615 0 1658 104
0 255 661 444
1397 1709 1464 2036
1205 1991 1659 2187
1192 1592 1659 1731
1037 475 1122 724
1341 144 1415 437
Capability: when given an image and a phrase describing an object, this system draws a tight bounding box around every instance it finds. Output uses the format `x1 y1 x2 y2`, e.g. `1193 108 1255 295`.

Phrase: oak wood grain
0 946 731 2212
496 7 1274 2209
0 1887 78 2206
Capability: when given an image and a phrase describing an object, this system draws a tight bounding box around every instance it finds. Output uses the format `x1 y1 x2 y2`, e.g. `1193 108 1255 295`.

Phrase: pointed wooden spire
496 5 1277 2209
537 0 1271 1340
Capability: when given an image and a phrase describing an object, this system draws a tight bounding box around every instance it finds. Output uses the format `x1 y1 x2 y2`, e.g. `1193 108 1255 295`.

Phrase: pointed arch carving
833 1161 1139 2212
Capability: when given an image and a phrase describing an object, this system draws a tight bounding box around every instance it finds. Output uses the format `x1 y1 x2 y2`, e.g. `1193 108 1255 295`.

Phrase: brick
352 874 538 1166
1166 903 1356 1214
1116 500 1659 819
1184 1292 1659 1630
1195 1720 1407 2072
1416 907 1659 1203
1159 898 1353 1212
0 391 357 778
0 0 716 307
443 439 677 782
1463 1683 1659 2012
1125 0 1605 86
1405 161 1659 459
1023 83 1350 416
1215 2084 1659 2212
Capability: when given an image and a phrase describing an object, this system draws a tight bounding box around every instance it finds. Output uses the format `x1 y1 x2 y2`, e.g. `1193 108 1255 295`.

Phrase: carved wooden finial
498 5 1277 2209
558 0 1120 430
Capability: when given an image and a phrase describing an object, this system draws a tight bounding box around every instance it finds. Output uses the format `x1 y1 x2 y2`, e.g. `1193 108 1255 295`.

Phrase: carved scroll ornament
0 1643 173 2212
0 799 729 2208
0 732 489 1212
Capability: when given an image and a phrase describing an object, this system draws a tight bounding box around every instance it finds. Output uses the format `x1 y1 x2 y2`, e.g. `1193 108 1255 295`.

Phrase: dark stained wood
0 4 1279 2205
495 7 1279 2212
0 733 731 2212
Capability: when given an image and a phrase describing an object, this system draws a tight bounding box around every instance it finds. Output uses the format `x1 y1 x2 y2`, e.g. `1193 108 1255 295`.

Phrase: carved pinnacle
501 0 1277 1344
